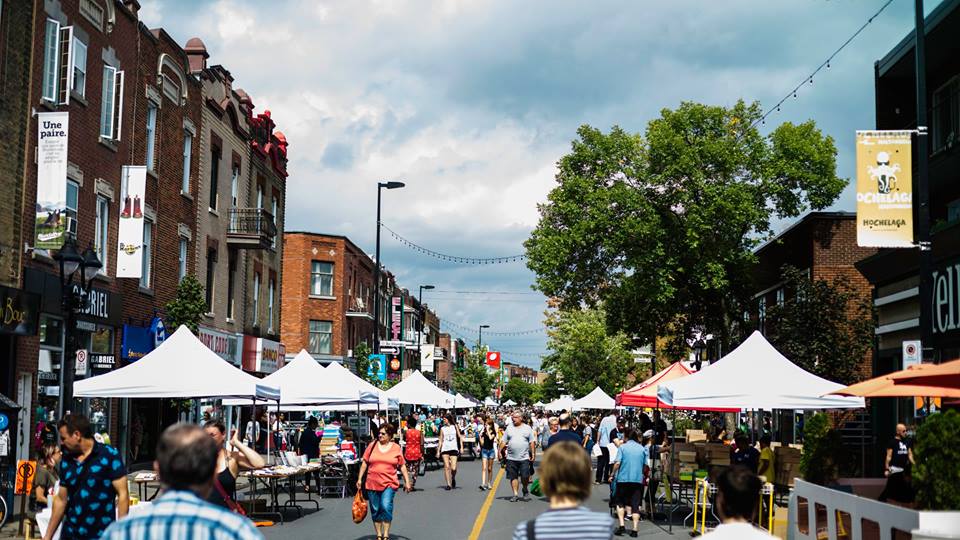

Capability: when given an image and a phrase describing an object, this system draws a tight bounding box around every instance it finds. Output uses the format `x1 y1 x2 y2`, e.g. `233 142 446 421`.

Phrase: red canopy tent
616 362 737 411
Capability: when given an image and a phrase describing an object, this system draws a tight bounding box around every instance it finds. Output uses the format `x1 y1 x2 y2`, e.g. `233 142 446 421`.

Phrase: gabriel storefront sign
855 130 914 248
198 326 241 366
242 336 285 373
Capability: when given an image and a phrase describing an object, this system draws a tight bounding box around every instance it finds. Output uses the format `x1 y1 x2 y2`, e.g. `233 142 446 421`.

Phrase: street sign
75 349 89 377
902 340 921 369
379 340 406 347
379 346 399 355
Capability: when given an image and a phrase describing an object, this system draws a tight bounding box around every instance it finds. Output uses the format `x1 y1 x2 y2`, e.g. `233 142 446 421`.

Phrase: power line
381 223 527 265
752 0 896 128
442 320 547 336
431 289 542 296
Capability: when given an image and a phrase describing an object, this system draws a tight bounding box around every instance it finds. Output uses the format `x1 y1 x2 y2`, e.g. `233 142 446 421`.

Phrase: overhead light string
381 223 527 265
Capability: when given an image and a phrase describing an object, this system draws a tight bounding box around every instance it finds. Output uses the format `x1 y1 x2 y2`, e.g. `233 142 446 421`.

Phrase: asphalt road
260 456 677 540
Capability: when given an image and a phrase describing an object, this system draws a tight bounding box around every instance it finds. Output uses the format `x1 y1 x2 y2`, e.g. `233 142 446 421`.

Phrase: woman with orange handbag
356 423 412 540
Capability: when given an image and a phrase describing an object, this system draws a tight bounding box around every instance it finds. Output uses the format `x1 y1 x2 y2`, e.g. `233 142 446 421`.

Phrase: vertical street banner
35 112 70 249
420 344 435 373
856 131 914 248
116 165 147 277
368 353 387 381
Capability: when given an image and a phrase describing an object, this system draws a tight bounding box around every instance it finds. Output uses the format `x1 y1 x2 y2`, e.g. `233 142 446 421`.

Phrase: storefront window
79 325 114 438
37 315 64 427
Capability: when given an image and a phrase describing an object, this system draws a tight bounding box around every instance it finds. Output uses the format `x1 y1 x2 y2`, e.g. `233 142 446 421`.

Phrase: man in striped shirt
101 423 262 540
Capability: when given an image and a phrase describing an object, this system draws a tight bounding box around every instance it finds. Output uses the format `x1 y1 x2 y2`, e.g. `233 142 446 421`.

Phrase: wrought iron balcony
345 297 374 320
227 208 277 249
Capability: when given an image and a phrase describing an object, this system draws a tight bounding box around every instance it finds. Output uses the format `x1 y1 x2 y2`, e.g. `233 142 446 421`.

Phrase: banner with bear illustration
856 131 914 248
35 112 70 249
116 165 147 277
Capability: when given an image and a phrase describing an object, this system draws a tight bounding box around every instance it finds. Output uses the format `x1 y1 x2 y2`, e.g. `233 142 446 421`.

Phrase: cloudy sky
142 0 931 368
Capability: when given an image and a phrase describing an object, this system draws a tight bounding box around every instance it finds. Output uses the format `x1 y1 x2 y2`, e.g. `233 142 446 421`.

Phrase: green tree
542 307 635 399
502 378 537 405
352 342 377 385
799 412 843 485
164 275 207 334
914 410 960 510
525 101 844 355
453 348 496 400
765 266 874 386
540 373 561 401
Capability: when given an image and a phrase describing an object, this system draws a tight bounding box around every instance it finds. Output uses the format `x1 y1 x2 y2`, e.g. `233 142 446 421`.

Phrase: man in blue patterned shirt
101 423 262 540
44 414 128 540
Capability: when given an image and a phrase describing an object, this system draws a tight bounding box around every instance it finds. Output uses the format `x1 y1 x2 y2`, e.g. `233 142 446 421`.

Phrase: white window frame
271 196 278 248
252 273 261 326
267 278 275 332
140 219 153 288
145 101 158 170
94 195 109 275
181 131 192 193
309 320 333 355
311 261 333 297
42 19 61 102
178 238 188 282
65 179 79 239
256 184 263 209
99 65 124 140
72 38 87 98
230 164 239 207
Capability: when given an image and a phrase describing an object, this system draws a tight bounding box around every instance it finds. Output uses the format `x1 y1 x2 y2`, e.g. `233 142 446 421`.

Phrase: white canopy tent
385 370 456 407
657 331 866 410
544 395 575 412
223 350 381 408
483 397 499 408
453 393 478 408
502 399 517 406
314 362 398 410
532 401 545 408
572 387 616 410
75 326 280 400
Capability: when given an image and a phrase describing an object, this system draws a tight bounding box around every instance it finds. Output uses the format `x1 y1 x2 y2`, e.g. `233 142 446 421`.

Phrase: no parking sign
75 349 89 376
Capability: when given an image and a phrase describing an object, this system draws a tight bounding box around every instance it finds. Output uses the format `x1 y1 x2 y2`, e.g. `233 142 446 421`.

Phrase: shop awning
74 325 279 400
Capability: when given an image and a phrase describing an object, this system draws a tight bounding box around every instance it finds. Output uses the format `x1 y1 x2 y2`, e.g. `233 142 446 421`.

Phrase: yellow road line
467 468 505 540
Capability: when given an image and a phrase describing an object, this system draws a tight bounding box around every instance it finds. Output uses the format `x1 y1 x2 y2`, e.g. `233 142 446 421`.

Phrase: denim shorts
366 487 396 522
481 448 497 460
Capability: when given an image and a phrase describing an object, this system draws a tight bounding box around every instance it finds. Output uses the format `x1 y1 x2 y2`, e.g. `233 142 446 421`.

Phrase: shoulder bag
213 475 247 517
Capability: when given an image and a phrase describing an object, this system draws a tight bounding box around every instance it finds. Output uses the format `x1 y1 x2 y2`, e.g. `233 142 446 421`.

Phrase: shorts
614 481 644 513
441 450 460 457
506 459 532 481
481 448 497 460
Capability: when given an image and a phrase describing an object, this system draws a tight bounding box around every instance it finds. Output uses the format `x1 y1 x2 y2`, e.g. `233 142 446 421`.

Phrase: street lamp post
417 284 434 371
53 239 103 419
372 181 405 356
478 324 490 349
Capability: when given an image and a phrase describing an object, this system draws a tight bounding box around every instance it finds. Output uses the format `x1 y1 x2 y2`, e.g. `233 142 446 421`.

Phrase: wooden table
242 465 323 523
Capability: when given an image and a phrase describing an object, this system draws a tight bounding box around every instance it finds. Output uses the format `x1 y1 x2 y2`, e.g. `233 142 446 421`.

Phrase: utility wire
381 223 527 264
752 0 896 128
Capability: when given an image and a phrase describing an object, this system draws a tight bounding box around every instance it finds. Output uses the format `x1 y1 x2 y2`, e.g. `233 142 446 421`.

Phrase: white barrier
788 479 960 540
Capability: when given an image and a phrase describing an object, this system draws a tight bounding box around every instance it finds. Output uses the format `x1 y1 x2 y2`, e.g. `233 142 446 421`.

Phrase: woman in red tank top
403 416 423 491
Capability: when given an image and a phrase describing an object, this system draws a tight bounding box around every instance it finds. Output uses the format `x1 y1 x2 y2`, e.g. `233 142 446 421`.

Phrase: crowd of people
26 407 787 540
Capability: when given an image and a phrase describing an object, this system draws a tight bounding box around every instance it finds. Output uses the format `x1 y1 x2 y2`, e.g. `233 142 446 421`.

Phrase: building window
65 179 79 239
230 163 239 207
776 288 785 307
256 184 263 209
271 196 278 248
140 219 153 288
181 131 192 193
208 146 220 211
100 66 124 140
311 261 333 297
252 272 261 326
94 196 108 274
42 19 60 102
145 102 157 170
758 297 766 332
932 78 959 154
226 252 236 320
309 320 332 355
205 249 216 312
72 38 86 98
178 238 188 282
267 278 275 332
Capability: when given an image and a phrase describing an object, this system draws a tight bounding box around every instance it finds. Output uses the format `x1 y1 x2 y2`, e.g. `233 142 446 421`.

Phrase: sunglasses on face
379 432 389 436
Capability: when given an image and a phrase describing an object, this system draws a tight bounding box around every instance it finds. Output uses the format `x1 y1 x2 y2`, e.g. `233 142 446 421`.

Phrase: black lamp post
53 238 103 419
478 324 490 349
372 181 405 356
417 285 434 370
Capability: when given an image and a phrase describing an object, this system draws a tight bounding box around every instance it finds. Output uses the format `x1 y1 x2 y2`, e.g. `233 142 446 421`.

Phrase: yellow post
692 478 700 531
699 480 710 535
767 485 774 533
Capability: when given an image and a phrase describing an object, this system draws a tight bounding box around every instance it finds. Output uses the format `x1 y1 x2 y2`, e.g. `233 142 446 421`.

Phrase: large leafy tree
165 275 207 333
525 101 844 355
542 307 636 399
765 266 874 386
453 348 497 400
502 378 538 405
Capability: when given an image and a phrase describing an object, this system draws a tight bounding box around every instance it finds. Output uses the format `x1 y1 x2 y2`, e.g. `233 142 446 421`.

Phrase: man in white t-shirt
699 466 776 539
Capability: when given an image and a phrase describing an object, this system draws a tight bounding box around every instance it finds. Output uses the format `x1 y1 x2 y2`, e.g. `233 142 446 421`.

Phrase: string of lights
442 320 546 337
752 0 896 128
442 327 548 360
381 223 527 264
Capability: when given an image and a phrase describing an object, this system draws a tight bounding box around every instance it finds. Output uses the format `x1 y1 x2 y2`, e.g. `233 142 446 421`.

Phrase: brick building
185 38 287 377
503 362 538 384
281 232 376 369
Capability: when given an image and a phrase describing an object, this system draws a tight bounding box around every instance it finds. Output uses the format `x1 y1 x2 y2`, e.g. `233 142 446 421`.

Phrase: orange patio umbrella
829 362 960 398
888 358 960 389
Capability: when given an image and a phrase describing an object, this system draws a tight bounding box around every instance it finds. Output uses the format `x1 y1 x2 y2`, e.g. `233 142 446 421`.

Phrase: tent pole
669 403 676 534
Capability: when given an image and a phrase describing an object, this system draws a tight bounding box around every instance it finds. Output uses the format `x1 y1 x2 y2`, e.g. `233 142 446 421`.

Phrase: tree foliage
352 342 377 385
765 266 874 386
502 378 539 405
164 275 207 334
799 412 842 485
914 410 960 510
453 348 496 400
542 307 636 399
525 101 844 354
539 373 561 402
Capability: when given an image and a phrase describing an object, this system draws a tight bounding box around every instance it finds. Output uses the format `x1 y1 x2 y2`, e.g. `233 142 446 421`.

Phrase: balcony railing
227 208 277 249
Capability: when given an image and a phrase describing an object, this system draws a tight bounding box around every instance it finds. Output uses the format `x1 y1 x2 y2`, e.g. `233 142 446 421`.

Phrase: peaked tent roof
544 395 575 412
483 397 499 407
658 331 865 410
75 326 280 400
385 370 455 407
617 363 737 411
573 387 616 410
502 399 517 406
319 361 398 410
224 350 379 406
454 393 478 408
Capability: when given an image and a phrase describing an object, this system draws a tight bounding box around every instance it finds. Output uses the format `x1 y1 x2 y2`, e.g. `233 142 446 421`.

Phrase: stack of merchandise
774 446 802 488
